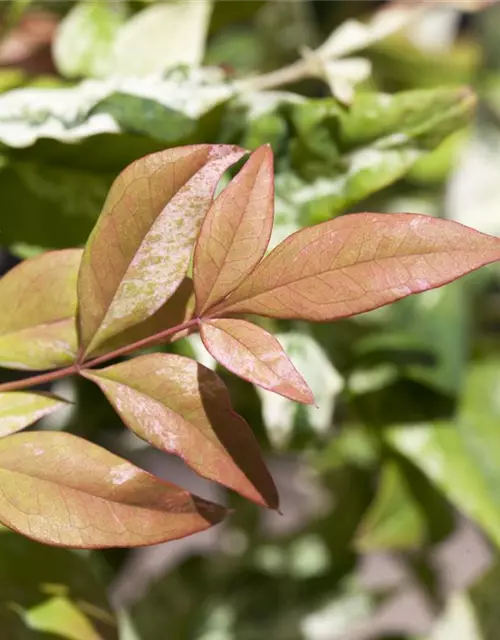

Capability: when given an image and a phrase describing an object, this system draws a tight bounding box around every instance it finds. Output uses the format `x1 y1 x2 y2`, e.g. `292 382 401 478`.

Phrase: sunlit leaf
355 460 425 552
82 353 278 509
78 144 245 356
0 431 225 548
194 145 274 314
91 277 195 356
289 87 475 215
0 531 117 639
200 319 313 404
387 360 500 550
426 593 481 640
0 68 233 149
0 392 67 437
111 1 213 76
0 250 81 370
214 213 500 321
53 1 127 79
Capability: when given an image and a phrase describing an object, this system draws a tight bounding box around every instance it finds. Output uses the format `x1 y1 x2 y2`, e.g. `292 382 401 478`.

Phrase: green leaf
78 144 245 355
0 392 67 437
0 160 113 249
0 69 233 149
25 596 109 640
0 431 226 548
0 250 81 370
356 460 425 552
0 530 117 639
390 421 500 548
468 557 500 640
289 87 475 215
355 280 469 395
111 1 213 76
82 354 278 509
255 333 343 448
215 213 500 322
53 1 127 79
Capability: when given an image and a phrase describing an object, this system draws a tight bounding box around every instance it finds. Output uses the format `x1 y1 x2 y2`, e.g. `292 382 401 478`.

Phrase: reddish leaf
0 250 81 370
0 431 225 548
78 144 245 356
213 213 500 320
194 145 274 314
0 392 67 437
200 319 314 404
90 277 195 356
82 354 278 509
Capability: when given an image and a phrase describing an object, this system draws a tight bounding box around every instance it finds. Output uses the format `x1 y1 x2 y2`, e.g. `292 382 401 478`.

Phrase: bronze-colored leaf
194 145 274 314
78 144 245 356
0 431 226 548
214 213 500 320
0 250 81 370
0 392 67 437
90 277 195 356
82 354 278 509
200 319 314 404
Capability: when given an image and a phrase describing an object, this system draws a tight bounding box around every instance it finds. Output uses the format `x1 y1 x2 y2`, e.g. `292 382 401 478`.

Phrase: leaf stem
0 318 200 393
83 318 199 369
0 365 78 393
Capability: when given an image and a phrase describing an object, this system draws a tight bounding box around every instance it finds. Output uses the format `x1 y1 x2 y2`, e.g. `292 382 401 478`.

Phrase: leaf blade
0 250 81 370
215 213 500 320
0 431 225 548
0 392 67 437
194 145 274 314
82 354 278 509
78 144 245 355
200 319 314 404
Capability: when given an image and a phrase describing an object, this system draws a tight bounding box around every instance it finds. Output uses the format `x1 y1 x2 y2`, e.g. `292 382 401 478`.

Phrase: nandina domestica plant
0 143 499 548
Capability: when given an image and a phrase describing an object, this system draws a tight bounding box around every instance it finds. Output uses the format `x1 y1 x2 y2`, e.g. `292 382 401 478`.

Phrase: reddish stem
0 317 199 393
0 365 78 392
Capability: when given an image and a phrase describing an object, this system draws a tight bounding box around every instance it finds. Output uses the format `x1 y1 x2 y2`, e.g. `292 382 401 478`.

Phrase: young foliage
82 354 278 509
0 393 68 437
78 144 244 355
0 431 225 548
0 250 82 370
0 142 499 549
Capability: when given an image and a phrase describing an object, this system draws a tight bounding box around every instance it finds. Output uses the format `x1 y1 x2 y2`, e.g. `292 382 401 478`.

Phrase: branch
0 317 199 393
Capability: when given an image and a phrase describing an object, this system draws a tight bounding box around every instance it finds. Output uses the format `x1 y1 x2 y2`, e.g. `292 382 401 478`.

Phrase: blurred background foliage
1 0 500 638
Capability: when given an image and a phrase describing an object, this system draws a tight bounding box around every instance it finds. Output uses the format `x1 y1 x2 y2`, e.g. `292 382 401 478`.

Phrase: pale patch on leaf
111 1 213 76
53 1 127 79
0 431 225 548
0 69 233 147
78 144 245 355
